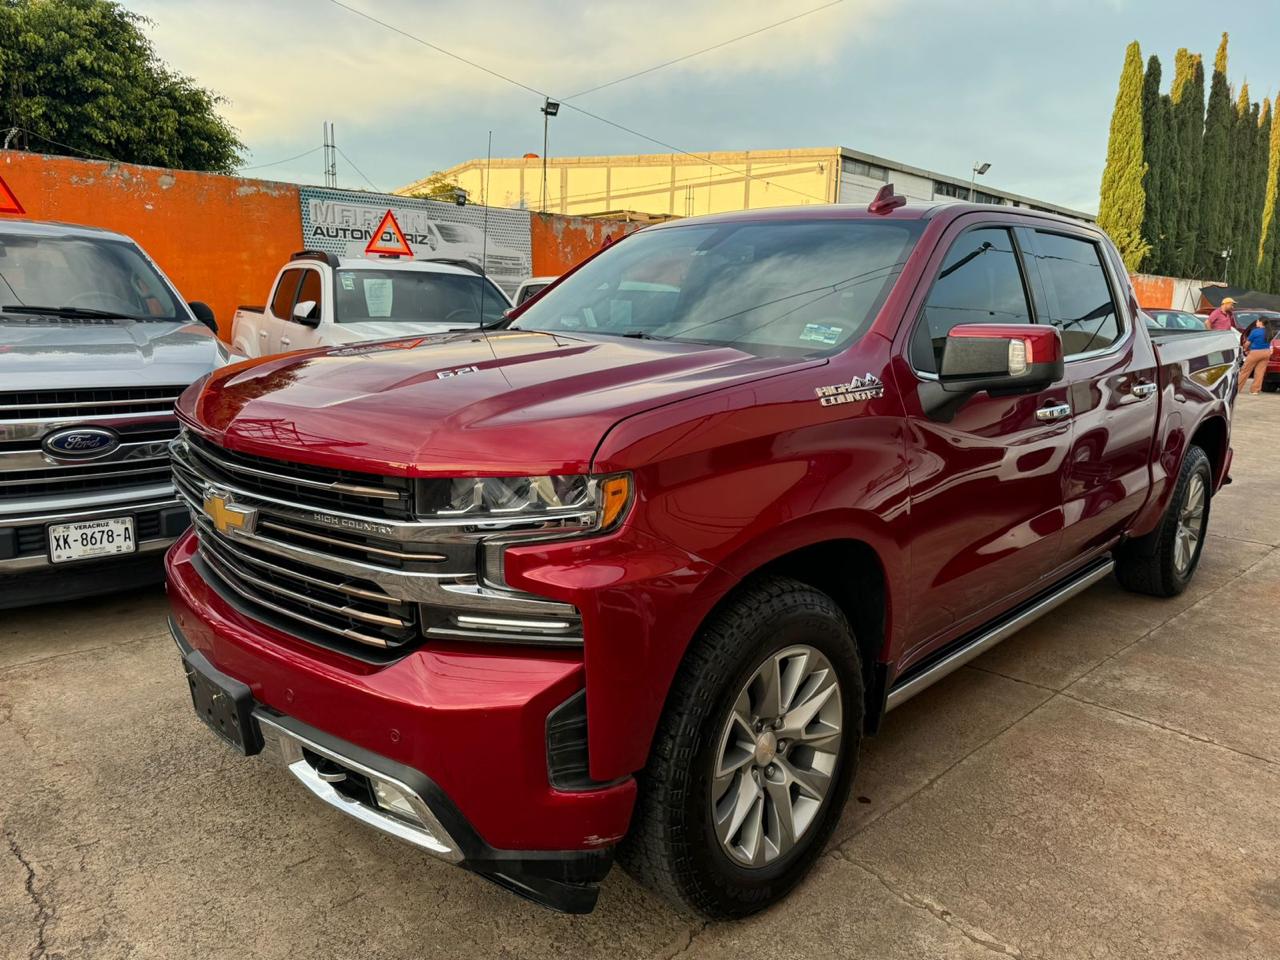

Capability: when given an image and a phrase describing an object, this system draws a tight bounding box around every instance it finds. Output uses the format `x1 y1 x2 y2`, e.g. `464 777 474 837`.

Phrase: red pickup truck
166 195 1239 918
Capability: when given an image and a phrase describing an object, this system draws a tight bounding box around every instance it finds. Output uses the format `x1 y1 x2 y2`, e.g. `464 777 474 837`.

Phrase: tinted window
1029 232 1122 356
0 233 183 320
271 269 304 318
513 220 924 357
911 227 1032 373
333 269 508 325
294 269 322 321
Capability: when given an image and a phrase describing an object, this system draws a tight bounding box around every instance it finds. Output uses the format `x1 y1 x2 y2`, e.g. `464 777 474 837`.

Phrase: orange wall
1129 273 1175 309
0 151 300 338
0 152 647 339
530 212 643 276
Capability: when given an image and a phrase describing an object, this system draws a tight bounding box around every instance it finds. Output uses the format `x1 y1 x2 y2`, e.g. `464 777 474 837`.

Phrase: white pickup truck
230 252 513 358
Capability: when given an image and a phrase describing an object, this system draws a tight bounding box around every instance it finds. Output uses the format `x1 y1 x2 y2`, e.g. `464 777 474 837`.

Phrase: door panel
1022 229 1159 558
271 268 325 354
899 225 1072 656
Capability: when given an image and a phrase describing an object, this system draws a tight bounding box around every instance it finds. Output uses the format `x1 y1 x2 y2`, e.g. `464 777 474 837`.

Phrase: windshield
0 233 183 320
511 220 923 356
334 269 508 325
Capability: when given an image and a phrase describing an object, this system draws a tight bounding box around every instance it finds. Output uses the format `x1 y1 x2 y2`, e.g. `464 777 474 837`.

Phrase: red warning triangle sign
364 209 413 257
0 174 24 215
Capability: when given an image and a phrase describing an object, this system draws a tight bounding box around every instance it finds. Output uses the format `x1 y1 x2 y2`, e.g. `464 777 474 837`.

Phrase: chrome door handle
1132 382 1157 399
280 336 291 347
259 330 268 338
1035 402 1072 422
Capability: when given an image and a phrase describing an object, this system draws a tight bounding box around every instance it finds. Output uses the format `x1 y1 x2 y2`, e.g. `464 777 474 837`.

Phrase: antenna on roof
868 183 907 216
478 131 492 342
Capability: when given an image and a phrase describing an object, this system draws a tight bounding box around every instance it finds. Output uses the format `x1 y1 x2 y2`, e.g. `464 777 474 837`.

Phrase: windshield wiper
1 305 149 321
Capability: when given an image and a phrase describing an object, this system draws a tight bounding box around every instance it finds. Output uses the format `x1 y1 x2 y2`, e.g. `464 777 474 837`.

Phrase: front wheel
1115 445 1212 597
620 576 864 919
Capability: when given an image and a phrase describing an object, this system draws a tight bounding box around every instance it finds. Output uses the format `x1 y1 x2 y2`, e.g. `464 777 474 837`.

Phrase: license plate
47 516 136 564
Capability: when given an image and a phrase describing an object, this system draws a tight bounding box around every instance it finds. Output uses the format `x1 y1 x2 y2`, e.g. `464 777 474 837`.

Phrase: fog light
373 779 419 822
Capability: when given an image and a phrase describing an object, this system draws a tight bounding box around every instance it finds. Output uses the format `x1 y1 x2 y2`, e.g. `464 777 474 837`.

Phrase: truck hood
187 330 823 476
0 315 220 390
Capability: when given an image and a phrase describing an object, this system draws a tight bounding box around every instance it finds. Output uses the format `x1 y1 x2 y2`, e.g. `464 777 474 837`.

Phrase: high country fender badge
815 374 885 407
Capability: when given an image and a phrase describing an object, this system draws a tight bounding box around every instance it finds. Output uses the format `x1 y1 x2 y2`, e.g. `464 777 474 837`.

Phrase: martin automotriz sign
298 187 532 295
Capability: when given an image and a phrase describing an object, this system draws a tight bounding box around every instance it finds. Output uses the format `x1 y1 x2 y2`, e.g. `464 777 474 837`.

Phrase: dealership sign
298 187 532 295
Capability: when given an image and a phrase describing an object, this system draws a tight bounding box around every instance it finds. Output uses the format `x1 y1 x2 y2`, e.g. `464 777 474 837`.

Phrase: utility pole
540 99 559 213
323 122 338 187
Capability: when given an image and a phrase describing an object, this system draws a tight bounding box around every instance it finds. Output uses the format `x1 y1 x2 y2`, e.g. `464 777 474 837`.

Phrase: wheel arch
1189 414 1229 490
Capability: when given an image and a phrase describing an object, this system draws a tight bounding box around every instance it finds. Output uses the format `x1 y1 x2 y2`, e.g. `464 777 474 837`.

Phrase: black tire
619 576 864 919
1115 445 1212 597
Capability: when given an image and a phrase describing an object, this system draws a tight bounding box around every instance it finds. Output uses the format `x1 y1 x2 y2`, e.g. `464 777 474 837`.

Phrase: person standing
1240 317 1273 395
1207 297 1237 330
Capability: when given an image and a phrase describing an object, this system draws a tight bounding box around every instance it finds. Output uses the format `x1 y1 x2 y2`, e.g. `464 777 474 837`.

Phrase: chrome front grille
171 430 583 660
0 387 185 504
183 431 414 521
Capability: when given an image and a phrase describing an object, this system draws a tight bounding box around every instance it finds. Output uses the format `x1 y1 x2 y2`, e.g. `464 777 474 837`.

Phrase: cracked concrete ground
3 396 1280 959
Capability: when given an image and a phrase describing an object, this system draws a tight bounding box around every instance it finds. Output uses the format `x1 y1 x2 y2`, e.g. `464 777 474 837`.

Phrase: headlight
417 474 632 597
422 474 632 531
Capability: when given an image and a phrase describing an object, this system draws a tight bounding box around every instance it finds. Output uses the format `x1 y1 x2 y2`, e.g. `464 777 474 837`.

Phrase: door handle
1132 382 1157 399
259 330 268 338
1035 402 1072 422
280 336 291 347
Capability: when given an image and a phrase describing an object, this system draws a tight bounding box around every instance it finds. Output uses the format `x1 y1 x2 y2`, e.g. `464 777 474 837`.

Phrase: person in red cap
1207 297 1237 331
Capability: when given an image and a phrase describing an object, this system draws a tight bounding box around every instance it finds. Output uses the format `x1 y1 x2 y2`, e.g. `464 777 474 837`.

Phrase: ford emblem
42 426 121 459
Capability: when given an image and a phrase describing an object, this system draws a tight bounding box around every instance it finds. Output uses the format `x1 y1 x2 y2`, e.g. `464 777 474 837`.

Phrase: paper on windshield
363 278 393 317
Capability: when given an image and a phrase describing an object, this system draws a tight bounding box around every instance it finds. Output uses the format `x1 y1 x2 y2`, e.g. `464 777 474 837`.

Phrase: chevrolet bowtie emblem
202 489 257 537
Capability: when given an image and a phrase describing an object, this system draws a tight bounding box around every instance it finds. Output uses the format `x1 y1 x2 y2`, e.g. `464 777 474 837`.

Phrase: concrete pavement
3 396 1279 959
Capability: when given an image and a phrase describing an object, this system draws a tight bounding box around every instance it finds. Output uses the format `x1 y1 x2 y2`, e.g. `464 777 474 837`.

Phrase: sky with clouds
125 0 1279 214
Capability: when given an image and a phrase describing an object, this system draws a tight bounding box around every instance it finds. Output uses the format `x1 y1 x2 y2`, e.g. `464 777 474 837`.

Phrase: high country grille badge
814 374 885 407
202 489 257 536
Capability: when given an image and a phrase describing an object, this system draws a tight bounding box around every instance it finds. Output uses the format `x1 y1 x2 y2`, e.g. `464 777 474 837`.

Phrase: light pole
969 162 991 202
1221 247 1232 284
540 98 560 213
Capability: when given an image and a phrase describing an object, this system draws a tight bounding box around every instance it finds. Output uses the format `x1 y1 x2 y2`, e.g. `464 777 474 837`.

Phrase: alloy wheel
1174 472 1206 576
711 644 843 867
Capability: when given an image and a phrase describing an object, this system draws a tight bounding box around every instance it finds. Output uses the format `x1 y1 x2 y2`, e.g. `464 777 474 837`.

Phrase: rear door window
270 269 305 319
910 227 1033 374
1027 232 1123 357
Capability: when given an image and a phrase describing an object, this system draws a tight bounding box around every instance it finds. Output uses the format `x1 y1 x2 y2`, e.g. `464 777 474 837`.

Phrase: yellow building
398 147 1092 221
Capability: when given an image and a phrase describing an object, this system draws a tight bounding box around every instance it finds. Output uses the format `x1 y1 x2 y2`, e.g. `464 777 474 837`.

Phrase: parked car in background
427 221 530 296
1145 308 1205 330
1 218 225 609
229 251 512 358
514 275 558 306
167 197 1237 919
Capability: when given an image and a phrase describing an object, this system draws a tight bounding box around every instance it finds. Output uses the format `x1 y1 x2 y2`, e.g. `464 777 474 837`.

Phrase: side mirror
292 300 320 326
939 324 1064 394
188 301 217 333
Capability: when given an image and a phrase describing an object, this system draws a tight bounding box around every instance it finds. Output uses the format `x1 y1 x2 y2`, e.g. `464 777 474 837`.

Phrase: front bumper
166 532 634 912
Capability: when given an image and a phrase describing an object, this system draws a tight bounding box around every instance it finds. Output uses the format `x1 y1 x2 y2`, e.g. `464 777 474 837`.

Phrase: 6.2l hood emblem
42 426 121 459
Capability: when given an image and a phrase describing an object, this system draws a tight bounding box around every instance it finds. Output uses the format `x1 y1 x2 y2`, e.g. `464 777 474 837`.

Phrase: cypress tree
1230 86 1255 288
1141 55 1169 272
1198 34 1233 278
1098 41 1150 271
1170 51 1205 277
1252 103 1271 291
1260 101 1280 292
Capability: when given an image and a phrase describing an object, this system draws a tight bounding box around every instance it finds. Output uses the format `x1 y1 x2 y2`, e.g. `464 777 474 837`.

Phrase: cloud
126 0 892 152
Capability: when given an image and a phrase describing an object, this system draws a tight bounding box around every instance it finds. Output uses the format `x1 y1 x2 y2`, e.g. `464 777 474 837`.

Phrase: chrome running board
885 557 1115 711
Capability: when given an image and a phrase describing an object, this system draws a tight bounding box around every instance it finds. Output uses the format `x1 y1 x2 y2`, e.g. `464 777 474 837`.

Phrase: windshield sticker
815 374 885 407
340 274 355 291
363 278 394 317
799 323 843 346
